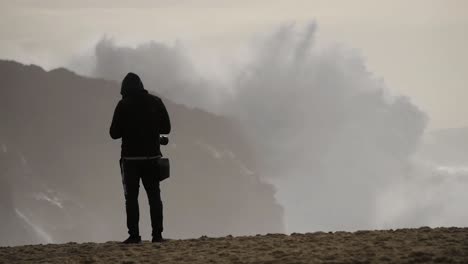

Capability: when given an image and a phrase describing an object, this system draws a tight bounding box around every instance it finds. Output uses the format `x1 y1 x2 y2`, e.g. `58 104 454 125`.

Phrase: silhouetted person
110 72 171 244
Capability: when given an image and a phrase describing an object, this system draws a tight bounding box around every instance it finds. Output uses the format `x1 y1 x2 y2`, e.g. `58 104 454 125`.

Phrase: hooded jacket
110 73 171 157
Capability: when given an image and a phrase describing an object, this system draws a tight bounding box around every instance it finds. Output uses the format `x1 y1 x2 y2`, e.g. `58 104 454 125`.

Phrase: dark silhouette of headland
0 60 284 246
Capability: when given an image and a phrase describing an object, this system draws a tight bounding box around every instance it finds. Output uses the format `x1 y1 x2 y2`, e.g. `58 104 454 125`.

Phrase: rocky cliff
0 60 284 246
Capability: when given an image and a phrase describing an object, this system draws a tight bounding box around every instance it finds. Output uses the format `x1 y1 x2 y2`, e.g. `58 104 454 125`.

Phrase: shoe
122 235 141 244
152 233 164 243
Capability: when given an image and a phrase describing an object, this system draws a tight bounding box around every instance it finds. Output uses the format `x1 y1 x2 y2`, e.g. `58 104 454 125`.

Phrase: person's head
121 72 146 97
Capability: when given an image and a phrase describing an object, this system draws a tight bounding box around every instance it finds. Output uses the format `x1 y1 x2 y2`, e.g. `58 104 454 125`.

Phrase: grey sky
1 0 467 129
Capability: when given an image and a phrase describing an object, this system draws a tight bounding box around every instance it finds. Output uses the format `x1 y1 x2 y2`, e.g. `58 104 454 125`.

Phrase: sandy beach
1 227 467 263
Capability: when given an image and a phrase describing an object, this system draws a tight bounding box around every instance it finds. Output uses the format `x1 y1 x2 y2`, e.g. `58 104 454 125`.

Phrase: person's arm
159 99 171 134
110 101 124 139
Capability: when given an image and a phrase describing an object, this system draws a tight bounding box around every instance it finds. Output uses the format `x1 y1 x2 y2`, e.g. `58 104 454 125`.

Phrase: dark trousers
120 159 163 237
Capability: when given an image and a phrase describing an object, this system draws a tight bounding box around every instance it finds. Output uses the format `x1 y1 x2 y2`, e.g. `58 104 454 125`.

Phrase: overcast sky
1 0 467 129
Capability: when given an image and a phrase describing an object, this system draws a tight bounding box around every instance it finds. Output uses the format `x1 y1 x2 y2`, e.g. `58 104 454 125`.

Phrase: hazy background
2 0 467 129
1 0 468 240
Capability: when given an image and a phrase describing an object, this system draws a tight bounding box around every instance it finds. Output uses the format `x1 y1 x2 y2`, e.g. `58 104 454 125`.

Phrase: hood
121 72 147 97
